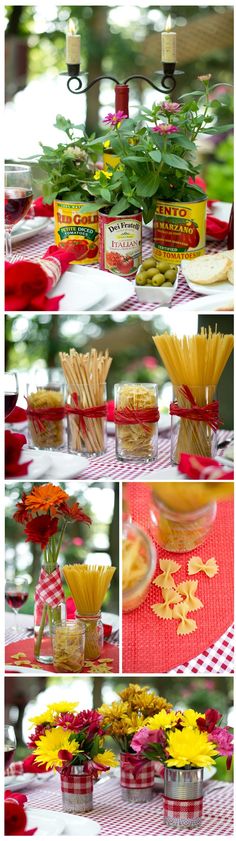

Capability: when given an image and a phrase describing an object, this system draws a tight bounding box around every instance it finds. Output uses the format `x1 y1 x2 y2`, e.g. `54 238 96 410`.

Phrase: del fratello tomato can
54 199 99 264
99 210 142 276
153 197 207 263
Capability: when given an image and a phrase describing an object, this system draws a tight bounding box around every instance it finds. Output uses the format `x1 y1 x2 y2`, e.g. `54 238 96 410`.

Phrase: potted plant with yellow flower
99 683 172 803
29 701 118 813
130 707 233 827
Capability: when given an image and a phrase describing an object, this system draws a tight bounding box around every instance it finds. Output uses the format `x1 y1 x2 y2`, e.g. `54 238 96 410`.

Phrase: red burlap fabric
122 484 233 673
5 638 119 673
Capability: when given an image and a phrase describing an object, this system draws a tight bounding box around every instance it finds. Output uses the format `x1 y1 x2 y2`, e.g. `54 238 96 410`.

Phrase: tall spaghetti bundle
153 327 233 462
115 383 159 461
60 348 112 454
63 563 116 659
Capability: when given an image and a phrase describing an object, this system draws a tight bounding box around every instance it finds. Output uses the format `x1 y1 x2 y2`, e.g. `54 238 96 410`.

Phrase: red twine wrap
170 385 221 432
114 406 159 433
67 393 106 437
26 393 106 437
26 404 66 433
35 566 64 609
120 753 155 788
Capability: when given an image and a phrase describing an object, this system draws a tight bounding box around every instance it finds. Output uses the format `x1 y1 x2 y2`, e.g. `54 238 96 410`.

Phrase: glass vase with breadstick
115 383 159 462
63 563 116 659
153 327 233 464
60 348 112 455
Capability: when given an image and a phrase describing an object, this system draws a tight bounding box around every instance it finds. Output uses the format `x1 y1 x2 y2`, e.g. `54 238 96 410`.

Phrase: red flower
58 501 92 525
58 749 75 762
24 514 58 549
5 431 32 478
27 725 48 749
57 709 103 737
5 798 27 836
197 708 222 733
13 493 30 525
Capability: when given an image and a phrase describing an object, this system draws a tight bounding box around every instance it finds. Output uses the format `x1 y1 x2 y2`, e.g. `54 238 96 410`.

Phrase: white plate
56 265 133 311
27 808 101 836
174 292 234 312
181 259 232 297
154 766 216 790
11 218 50 244
47 272 106 311
137 466 181 481
21 448 88 480
4 773 34 791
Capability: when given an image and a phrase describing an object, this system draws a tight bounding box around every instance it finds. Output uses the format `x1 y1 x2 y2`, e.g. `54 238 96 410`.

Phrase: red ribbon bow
114 406 159 433
170 385 221 432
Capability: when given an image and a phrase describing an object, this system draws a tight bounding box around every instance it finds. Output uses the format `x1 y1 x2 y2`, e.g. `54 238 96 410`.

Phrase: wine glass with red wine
5 576 29 632
5 725 16 772
5 372 19 420
5 164 33 259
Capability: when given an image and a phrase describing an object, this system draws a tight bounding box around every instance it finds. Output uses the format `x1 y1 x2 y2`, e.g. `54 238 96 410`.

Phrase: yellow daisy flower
145 710 178 730
93 169 113 181
166 727 218 769
181 709 205 728
33 727 79 771
46 702 79 715
103 140 111 148
29 711 54 726
94 750 118 768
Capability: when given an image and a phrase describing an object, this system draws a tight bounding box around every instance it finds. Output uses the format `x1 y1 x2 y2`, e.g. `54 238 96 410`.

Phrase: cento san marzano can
54 199 99 264
153 197 207 263
99 210 142 276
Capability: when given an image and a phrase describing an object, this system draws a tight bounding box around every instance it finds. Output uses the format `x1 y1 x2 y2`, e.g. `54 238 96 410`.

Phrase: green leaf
109 196 129 215
162 153 190 171
148 149 162 163
100 188 111 202
135 171 160 197
122 155 146 163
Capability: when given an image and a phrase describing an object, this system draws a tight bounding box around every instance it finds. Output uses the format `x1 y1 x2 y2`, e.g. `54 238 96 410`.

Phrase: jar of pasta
52 619 85 673
76 611 104 660
150 493 217 553
122 522 157 612
114 383 159 462
27 384 65 450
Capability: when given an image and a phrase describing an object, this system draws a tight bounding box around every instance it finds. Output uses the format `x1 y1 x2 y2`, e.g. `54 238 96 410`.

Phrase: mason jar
76 610 104 660
150 492 217 553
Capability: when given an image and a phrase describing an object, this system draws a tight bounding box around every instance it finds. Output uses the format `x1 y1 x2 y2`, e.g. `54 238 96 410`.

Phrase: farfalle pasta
151 587 182 620
153 558 181 590
172 602 197 636
177 580 204 613
188 555 219 578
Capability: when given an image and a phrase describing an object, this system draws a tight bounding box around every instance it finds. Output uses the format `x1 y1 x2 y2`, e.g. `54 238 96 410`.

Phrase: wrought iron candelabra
65 60 183 115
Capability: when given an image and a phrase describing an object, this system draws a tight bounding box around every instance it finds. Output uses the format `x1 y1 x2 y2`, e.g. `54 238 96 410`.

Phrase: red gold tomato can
153 197 207 264
99 210 142 276
54 199 99 264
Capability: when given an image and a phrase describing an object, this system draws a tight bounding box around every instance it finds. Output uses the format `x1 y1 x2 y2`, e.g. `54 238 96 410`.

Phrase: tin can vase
54 199 99 264
153 197 207 264
120 753 155 803
99 209 142 276
163 767 204 828
60 766 93 814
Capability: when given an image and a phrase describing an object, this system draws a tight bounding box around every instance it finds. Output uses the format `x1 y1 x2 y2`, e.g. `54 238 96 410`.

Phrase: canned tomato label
153 199 207 263
54 199 99 264
99 211 142 276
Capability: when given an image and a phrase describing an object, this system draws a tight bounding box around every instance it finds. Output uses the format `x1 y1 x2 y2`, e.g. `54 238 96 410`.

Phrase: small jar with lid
150 492 217 554
122 521 157 612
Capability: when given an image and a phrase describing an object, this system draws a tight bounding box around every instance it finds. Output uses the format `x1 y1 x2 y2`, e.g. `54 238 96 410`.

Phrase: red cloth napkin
30 196 53 217
5 791 37 835
6 406 27 423
5 756 48 776
189 178 229 241
178 453 234 480
5 637 119 673
5 241 89 311
5 431 32 478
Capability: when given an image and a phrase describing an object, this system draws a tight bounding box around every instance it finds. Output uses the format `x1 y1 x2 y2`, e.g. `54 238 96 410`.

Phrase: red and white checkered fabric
120 754 155 789
168 624 234 675
60 771 93 795
163 795 203 822
5 760 24 776
11 222 226 312
25 775 234 835
35 566 64 609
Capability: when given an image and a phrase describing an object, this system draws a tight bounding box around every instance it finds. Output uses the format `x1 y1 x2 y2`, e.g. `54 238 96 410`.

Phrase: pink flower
162 102 181 113
72 537 84 546
57 709 103 738
152 124 178 135
103 111 128 126
210 727 233 769
143 355 157 370
197 708 221 733
131 727 166 754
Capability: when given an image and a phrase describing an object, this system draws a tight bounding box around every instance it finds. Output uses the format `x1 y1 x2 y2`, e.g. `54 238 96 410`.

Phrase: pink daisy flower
162 102 181 113
103 111 128 126
152 124 178 135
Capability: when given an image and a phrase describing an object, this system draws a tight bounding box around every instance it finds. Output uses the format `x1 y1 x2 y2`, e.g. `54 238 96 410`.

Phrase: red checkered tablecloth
11 221 227 312
24 775 234 835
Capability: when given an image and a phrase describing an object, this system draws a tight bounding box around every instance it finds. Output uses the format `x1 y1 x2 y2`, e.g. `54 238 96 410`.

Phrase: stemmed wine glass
5 372 19 420
4 725 16 772
5 576 29 632
5 164 33 259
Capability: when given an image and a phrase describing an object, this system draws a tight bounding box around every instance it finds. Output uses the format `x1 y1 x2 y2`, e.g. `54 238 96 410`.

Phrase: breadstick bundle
60 347 112 455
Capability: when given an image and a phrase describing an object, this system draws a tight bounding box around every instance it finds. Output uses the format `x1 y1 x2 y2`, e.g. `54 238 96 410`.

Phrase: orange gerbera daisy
25 484 69 515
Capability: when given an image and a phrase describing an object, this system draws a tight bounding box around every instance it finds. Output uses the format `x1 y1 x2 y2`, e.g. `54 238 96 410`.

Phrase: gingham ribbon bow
35 566 64 608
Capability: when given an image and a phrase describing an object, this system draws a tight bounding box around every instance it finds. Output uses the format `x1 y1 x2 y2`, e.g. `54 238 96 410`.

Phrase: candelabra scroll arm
67 74 120 94
123 74 176 93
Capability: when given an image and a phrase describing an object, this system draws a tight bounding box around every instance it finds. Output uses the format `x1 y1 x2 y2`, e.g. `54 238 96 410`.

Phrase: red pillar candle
115 84 129 117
